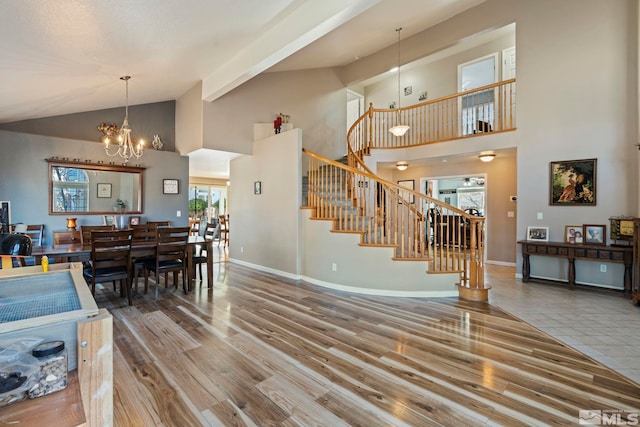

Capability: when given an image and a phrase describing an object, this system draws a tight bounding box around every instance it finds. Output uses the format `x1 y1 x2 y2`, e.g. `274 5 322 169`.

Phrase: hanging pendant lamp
389 27 409 137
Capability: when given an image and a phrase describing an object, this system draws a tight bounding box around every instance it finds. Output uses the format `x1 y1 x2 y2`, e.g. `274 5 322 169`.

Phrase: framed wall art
583 224 606 245
163 179 179 194
527 226 549 242
549 158 596 206
397 179 415 204
97 183 112 198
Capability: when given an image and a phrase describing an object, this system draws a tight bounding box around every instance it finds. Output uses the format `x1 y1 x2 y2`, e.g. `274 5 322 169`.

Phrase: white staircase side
300 209 458 297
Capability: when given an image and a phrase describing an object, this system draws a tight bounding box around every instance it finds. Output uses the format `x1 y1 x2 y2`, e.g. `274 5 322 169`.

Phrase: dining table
31 235 213 293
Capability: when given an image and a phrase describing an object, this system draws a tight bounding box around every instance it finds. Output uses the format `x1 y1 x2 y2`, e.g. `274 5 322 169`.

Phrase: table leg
568 257 576 289
186 247 193 293
522 253 530 283
206 239 213 289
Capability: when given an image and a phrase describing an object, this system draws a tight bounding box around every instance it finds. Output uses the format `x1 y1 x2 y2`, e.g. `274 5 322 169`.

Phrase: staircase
302 81 517 300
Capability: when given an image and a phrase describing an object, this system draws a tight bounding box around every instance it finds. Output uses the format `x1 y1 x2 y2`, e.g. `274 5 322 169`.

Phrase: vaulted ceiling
0 0 485 124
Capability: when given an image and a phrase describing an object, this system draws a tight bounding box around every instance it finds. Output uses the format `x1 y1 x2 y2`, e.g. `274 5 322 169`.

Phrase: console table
518 240 633 296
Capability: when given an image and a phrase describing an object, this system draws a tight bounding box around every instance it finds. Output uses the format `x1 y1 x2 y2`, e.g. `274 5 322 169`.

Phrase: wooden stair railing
303 149 485 281
305 81 512 300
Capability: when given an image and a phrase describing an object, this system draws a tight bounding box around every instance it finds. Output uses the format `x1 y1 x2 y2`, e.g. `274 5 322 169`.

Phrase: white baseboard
229 258 458 298
486 260 516 267
229 258 301 280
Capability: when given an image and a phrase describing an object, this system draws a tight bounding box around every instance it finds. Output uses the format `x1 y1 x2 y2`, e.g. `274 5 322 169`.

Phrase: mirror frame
47 158 145 215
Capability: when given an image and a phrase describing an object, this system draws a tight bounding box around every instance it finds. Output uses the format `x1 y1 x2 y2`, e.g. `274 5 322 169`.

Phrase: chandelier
389 27 410 137
103 76 144 164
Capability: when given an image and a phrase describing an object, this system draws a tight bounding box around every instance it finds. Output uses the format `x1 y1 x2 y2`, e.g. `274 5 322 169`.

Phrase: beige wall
203 68 347 161
229 128 302 275
175 82 204 155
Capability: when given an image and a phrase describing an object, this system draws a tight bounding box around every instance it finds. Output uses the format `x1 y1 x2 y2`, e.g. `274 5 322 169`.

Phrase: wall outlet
600 264 607 273
332 263 337 272
507 211 515 218
176 210 181 217
537 212 543 220
240 246 244 253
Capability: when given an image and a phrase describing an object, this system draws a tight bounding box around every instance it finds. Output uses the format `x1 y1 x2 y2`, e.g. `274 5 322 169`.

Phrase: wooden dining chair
10 224 43 266
191 222 217 281
218 215 229 246
131 223 158 292
143 226 189 300
82 229 134 305
80 225 115 245
146 221 171 227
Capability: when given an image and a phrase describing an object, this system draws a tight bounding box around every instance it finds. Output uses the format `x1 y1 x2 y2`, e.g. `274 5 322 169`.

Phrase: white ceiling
0 0 487 178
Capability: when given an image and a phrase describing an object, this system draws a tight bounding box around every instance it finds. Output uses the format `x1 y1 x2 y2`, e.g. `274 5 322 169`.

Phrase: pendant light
104 76 144 164
389 27 409 137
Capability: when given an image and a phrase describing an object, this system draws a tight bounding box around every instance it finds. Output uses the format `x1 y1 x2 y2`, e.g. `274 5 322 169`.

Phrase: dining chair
82 229 134 305
191 222 217 281
80 225 115 245
218 215 229 246
10 224 43 266
143 226 189 300
131 223 158 292
146 221 172 227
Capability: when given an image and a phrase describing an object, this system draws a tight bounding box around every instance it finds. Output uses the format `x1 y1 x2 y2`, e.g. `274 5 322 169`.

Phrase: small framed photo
583 224 606 245
163 179 179 194
103 215 116 226
97 183 112 198
565 225 583 244
254 181 262 195
527 226 549 242
129 216 141 226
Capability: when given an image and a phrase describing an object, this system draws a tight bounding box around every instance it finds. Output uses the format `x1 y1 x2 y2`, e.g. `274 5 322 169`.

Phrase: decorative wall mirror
47 159 144 215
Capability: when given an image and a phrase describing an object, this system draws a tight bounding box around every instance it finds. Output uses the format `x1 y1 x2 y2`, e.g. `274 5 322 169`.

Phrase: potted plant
114 199 126 212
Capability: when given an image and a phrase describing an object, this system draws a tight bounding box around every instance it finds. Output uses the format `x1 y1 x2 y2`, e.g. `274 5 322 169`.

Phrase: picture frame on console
549 158 597 206
527 226 549 242
583 224 606 245
565 225 583 244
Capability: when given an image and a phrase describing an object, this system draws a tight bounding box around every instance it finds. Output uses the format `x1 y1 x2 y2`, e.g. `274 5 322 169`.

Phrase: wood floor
95 259 640 426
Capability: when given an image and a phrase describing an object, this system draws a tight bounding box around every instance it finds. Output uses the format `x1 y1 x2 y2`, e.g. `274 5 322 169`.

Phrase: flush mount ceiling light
103 76 144 164
396 161 409 171
478 152 496 162
389 27 409 137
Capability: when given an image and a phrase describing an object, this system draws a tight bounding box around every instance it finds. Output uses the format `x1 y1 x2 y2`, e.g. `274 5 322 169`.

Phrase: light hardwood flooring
95 252 640 426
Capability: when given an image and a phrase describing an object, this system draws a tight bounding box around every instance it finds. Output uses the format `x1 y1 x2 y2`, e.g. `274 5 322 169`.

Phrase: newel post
458 217 491 302
367 103 374 153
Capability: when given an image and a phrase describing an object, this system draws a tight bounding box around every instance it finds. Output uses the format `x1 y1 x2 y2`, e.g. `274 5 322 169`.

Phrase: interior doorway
420 174 487 215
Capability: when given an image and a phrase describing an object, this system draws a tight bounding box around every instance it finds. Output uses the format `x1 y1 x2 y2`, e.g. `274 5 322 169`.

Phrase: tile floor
487 264 640 384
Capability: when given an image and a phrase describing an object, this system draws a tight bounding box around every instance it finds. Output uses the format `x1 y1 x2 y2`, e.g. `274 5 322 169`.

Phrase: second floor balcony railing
349 78 516 154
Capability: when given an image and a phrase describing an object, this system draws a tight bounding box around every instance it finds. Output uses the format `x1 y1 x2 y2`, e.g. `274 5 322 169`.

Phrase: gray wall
0 130 189 245
0 101 176 152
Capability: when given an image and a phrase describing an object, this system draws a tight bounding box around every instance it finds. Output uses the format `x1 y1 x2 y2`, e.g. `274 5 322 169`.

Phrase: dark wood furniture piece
80 224 114 245
143 226 190 300
632 219 640 305
53 229 81 246
518 240 633 297
83 229 134 304
31 235 213 293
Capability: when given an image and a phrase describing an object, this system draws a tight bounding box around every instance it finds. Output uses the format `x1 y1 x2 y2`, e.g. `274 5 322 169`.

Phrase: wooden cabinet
53 229 80 246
